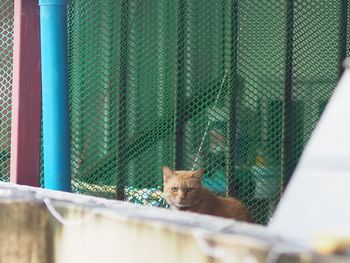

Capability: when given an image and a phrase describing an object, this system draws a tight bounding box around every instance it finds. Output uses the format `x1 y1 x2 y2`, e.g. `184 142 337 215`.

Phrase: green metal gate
60 0 350 224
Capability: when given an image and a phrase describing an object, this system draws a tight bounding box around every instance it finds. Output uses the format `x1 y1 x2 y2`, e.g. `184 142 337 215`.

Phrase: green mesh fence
0 1 13 183
67 0 347 224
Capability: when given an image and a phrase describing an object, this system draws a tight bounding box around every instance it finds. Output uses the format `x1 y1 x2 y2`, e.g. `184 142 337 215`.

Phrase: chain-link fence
67 0 348 224
0 0 347 224
0 1 13 183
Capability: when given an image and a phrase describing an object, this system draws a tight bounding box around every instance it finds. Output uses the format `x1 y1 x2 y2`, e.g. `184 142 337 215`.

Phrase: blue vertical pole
39 0 71 191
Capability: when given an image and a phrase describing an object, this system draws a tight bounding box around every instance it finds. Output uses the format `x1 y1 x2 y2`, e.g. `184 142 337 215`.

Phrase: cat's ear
191 168 204 180
163 166 175 182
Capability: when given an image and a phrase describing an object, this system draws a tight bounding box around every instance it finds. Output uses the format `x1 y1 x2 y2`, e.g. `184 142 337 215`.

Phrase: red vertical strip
10 0 41 186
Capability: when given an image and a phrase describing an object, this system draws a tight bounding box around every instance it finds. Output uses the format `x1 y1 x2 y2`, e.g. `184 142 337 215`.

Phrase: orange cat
162 166 252 222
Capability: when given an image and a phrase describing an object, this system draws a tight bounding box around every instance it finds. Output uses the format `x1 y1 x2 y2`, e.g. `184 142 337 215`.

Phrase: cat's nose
177 191 186 201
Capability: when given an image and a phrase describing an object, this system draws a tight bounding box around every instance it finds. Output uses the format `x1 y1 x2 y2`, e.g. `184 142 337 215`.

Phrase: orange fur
162 166 252 223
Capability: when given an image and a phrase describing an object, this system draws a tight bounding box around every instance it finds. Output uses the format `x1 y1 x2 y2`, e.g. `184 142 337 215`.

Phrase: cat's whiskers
174 196 202 209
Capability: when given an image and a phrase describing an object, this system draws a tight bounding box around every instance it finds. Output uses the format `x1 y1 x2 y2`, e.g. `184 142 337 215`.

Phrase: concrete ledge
0 201 52 263
0 182 346 263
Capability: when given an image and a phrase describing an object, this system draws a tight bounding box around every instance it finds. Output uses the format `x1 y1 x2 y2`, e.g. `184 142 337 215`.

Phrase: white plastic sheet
268 61 350 245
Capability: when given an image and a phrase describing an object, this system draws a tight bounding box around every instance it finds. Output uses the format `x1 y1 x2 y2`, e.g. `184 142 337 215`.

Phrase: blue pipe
39 0 71 191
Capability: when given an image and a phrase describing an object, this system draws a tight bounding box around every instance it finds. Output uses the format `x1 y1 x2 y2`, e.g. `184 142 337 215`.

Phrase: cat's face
162 166 204 209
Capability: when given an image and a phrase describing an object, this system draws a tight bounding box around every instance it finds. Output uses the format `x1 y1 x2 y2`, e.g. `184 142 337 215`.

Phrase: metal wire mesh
0 1 13 183
67 0 347 224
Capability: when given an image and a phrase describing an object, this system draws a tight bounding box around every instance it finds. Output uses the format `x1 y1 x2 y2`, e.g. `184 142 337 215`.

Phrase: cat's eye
186 187 194 192
171 187 178 192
